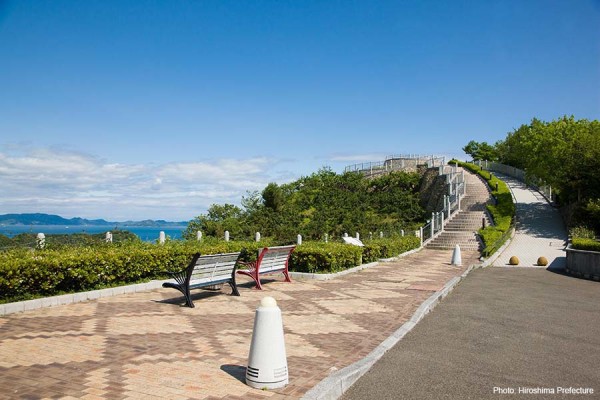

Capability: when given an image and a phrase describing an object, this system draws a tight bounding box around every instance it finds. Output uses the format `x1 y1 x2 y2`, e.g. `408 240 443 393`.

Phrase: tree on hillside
467 115 600 230
462 140 498 161
184 167 427 242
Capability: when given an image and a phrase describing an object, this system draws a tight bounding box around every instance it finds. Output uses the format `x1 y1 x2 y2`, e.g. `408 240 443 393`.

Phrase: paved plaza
0 249 480 399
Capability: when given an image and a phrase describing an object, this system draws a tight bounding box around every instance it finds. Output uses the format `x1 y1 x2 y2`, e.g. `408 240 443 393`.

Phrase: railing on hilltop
473 160 554 204
344 154 446 175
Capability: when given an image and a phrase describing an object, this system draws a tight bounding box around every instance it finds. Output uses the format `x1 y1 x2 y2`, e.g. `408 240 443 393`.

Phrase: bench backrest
256 245 296 272
186 252 241 283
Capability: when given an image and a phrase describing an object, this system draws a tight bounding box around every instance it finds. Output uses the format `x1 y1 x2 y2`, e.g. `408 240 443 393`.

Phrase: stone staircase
426 168 492 252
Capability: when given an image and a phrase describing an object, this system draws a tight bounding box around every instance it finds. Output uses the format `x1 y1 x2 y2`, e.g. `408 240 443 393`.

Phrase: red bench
236 245 296 290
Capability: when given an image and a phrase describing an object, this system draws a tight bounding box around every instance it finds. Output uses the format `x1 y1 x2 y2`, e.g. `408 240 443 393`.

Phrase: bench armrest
236 260 257 272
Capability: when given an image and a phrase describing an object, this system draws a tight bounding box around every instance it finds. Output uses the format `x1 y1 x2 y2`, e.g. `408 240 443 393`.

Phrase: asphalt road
342 267 600 400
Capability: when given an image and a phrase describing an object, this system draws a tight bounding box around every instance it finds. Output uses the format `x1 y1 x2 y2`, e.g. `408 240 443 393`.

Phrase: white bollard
255 232 261 242
451 244 462 266
159 231 166 245
246 297 288 389
197 231 203 241
224 230 230 242
297 234 302 245
36 233 45 249
343 232 348 238
380 231 383 238
355 232 360 240
401 229 404 237
105 231 113 243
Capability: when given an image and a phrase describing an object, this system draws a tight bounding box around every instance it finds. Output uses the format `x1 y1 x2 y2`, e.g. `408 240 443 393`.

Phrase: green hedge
0 236 420 303
452 161 515 255
571 238 600 252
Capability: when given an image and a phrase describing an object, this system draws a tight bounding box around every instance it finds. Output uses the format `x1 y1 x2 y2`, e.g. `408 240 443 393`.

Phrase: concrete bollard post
255 232 261 242
36 233 45 249
401 229 404 237
355 232 360 240
246 297 288 389
197 231 203 241
224 231 230 242
379 231 384 238
343 232 348 238
297 234 302 245
451 244 462 266
159 231 166 245
105 231 113 243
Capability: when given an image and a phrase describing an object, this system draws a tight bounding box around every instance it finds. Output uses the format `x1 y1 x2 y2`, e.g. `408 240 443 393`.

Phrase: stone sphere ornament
537 256 548 266
509 256 520 265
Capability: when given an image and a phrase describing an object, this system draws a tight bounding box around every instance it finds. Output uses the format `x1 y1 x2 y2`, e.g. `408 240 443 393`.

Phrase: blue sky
1 0 599 221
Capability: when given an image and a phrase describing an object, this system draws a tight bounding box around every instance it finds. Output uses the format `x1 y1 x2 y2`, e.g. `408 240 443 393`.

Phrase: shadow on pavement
221 364 247 384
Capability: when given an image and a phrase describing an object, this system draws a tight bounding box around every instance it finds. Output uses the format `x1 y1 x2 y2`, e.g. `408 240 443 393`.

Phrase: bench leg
229 278 240 296
283 269 292 283
253 274 263 290
183 287 195 308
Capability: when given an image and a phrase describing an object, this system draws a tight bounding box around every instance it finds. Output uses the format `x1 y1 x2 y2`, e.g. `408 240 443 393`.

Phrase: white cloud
0 148 279 221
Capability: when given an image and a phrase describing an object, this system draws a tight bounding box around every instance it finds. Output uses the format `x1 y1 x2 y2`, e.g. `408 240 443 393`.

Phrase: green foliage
571 238 600 252
183 204 245 240
360 236 421 263
0 239 276 303
1 231 139 250
462 140 499 161
185 167 425 242
0 235 421 303
289 242 363 274
465 116 600 228
570 226 596 240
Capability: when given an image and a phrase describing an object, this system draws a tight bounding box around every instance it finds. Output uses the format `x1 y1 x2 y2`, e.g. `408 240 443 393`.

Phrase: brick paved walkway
492 175 568 268
0 249 479 399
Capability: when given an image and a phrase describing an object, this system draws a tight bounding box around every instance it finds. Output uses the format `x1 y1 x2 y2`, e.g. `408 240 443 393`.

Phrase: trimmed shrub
0 235 421 303
571 238 600 252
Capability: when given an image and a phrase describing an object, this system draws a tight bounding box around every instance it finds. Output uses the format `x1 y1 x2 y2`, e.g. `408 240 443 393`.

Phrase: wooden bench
236 245 296 290
162 252 241 307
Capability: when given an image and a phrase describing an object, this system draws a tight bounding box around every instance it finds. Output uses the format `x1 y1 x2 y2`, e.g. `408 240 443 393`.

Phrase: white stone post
379 231 383 238
343 232 348 238
431 213 435 237
159 231 166 245
255 232 261 242
355 232 360 240
105 231 113 243
224 231 230 242
401 229 404 237
297 234 302 245
36 233 45 249
324 233 328 243
197 231 203 241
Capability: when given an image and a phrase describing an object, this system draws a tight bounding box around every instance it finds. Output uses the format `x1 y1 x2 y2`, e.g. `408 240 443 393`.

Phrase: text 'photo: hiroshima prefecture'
0 1 599 399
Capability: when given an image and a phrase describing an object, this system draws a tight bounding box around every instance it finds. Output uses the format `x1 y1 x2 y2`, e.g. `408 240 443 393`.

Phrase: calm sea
0 225 187 242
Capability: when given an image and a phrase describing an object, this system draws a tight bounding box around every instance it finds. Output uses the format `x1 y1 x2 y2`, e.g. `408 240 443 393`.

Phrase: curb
0 280 168 316
301 261 479 400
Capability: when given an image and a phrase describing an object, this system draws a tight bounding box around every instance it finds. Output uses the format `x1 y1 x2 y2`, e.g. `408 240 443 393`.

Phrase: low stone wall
565 245 600 281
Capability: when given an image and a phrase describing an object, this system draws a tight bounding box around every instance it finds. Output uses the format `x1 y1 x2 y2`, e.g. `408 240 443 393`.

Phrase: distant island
0 213 189 227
